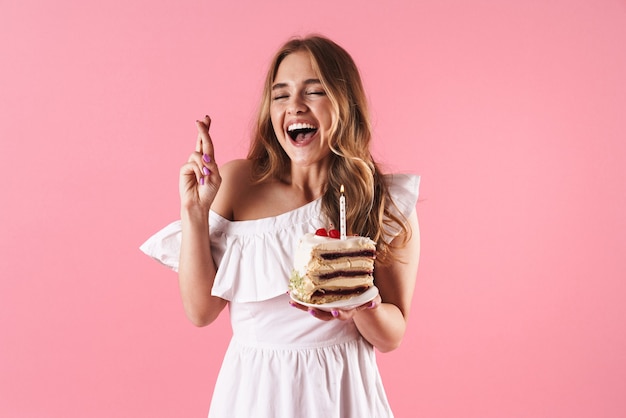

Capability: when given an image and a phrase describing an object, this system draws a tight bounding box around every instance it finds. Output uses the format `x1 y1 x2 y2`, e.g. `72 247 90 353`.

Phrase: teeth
287 123 316 131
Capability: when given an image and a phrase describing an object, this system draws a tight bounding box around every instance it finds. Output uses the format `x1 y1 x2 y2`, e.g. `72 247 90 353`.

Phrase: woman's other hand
288 294 382 322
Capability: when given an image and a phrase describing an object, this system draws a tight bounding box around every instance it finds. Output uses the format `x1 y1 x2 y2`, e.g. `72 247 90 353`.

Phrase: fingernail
308 309 317 317
203 154 211 163
200 177 205 186
368 301 377 309
203 166 210 175
288 301 296 307
331 310 339 317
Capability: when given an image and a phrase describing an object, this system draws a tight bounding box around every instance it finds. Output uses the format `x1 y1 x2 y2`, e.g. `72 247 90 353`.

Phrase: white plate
290 286 379 312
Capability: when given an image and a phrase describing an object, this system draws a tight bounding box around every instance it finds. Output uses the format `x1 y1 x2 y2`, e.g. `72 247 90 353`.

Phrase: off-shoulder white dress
140 174 419 418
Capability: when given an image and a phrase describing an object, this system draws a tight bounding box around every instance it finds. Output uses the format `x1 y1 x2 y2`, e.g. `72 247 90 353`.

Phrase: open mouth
287 122 318 142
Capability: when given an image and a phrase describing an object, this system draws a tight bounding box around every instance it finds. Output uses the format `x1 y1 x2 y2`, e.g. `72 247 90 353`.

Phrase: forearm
178 207 226 326
353 303 407 352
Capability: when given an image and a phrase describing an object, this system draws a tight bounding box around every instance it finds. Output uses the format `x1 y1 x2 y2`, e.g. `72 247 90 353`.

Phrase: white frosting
293 233 376 276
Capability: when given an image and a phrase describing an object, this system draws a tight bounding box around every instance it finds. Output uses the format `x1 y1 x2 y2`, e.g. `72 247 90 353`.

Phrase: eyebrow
272 78 322 91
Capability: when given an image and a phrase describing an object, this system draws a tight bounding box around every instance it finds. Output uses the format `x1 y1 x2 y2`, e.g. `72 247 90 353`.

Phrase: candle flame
340 184 344 193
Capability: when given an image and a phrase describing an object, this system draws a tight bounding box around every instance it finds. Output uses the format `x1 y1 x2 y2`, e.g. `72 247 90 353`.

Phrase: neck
286 161 330 201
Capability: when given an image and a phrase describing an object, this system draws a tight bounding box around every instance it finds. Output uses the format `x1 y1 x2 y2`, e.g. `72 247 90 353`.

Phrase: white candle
340 184 346 240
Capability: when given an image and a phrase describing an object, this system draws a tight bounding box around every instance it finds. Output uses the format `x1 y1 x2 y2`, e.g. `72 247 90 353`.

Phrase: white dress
140 174 420 418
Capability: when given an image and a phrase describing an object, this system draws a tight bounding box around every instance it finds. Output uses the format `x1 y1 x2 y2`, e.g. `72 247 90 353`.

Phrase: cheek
269 110 282 136
322 111 336 135
317 103 336 130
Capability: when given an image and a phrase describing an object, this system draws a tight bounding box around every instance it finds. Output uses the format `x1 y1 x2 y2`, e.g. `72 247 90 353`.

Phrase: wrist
181 205 210 224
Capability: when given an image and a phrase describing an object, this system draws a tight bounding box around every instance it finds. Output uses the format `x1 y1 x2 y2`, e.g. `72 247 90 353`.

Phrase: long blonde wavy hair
247 35 410 263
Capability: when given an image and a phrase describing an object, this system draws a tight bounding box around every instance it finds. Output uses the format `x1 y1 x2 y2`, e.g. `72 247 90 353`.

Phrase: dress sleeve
383 173 420 239
138 211 228 273
139 220 183 272
138 217 290 302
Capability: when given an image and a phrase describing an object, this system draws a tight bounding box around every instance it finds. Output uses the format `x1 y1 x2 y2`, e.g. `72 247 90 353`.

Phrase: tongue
294 131 315 142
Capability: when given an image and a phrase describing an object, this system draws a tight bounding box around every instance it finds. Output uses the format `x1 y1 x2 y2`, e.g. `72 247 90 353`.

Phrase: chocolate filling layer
313 286 369 297
318 270 373 280
320 250 376 260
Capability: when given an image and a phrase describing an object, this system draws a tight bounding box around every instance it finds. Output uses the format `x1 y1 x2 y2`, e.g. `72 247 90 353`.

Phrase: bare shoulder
219 159 254 184
211 159 255 220
211 159 307 221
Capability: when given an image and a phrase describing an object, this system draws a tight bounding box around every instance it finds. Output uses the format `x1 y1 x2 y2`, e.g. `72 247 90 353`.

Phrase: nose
287 94 307 115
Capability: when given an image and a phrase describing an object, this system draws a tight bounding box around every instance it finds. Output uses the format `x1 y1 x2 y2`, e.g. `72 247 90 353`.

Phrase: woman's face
270 51 335 169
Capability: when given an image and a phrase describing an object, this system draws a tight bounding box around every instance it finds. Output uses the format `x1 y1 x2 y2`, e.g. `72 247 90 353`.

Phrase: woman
141 35 420 418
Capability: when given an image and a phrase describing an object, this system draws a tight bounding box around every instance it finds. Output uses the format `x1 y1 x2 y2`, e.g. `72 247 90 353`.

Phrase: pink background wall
2 0 625 416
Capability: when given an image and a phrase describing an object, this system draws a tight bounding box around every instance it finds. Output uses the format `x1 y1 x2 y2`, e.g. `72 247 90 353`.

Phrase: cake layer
307 285 371 304
297 258 374 277
311 276 373 288
294 234 376 271
290 269 374 303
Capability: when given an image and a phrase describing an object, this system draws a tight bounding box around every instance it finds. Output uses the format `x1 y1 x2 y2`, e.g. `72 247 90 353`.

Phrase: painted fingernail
202 154 210 163
289 301 297 307
368 301 377 309
331 310 339 317
200 177 205 186
203 166 210 175
308 309 317 317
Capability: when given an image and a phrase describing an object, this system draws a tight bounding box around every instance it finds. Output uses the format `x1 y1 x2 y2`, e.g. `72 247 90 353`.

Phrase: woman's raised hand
179 115 222 211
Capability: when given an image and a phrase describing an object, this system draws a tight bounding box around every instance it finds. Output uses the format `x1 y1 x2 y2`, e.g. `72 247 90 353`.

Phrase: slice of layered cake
289 228 376 304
